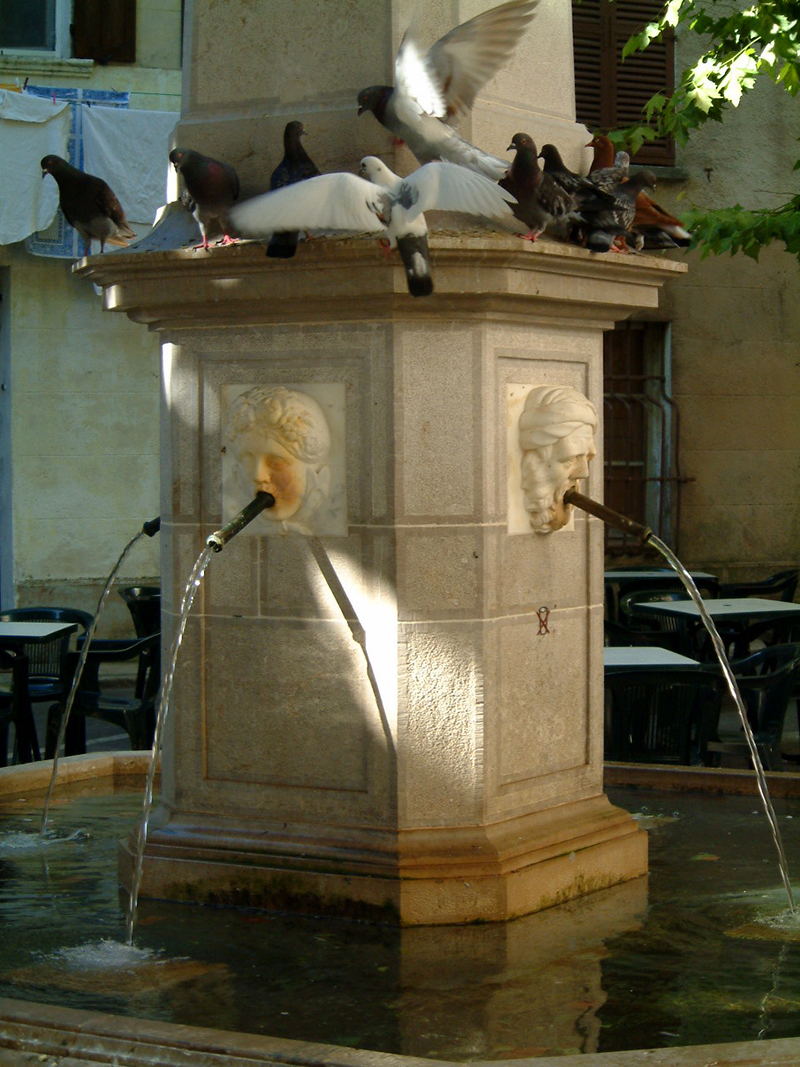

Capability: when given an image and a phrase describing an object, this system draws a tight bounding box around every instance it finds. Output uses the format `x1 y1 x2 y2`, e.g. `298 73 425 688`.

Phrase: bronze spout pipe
563 488 653 544
206 491 276 552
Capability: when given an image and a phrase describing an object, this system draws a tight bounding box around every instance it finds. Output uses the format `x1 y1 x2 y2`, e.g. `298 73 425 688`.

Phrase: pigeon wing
229 173 390 238
394 31 449 123
94 178 135 236
399 161 516 221
426 0 539 119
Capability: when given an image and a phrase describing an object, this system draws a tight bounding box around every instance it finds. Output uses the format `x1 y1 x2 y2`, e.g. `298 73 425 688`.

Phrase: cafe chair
618 590 689 652
706 644 800 772
718 568 799 604
704 615 800 662
604 667 723 766
48 632 161 756
0 607 94 733
118 585 161 696
603 620 660 647
0 649 38 765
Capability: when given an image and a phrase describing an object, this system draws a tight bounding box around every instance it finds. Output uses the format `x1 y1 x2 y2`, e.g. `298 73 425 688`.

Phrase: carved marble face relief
514 385 598 535
222 384 346 535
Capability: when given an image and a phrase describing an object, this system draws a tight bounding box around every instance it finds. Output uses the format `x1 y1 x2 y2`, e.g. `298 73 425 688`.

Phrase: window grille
603 321 682 556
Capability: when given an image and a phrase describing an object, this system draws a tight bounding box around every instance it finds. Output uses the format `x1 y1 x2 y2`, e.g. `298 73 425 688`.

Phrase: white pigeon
357 0 539 181
229 157 517 297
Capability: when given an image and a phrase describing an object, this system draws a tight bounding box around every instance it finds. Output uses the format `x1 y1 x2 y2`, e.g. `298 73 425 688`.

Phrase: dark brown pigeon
538 143 616 211
169 147 240 250
40 154 135 253
266 121 321 259
499 133 577 240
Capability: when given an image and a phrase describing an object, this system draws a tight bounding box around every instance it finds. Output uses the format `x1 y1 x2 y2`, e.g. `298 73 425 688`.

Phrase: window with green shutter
572 0 674 166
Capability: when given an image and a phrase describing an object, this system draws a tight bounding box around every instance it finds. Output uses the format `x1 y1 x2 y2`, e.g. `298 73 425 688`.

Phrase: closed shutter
72 0 136 64
572 0 674 166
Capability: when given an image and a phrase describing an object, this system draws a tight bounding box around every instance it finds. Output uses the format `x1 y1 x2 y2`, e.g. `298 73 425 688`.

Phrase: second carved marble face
518 385 598 535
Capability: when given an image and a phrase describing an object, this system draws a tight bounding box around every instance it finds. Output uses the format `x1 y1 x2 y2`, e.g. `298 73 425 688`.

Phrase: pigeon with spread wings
229 157 517 296
358 0 538 180
40 154 136 253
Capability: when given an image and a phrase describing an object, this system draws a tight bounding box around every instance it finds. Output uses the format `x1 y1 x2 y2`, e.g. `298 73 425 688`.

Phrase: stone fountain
74 0 685 925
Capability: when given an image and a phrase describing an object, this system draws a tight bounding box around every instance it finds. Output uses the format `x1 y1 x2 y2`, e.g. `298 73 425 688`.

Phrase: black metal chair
0 649 38 765
118 586 161 696
50 632 162 756
718 569 799 603
604 666 723 766
0 607 94 755
604 619 661 647
706 644 800 771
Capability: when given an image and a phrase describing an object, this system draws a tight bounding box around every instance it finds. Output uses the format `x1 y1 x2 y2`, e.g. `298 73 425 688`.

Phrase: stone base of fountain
121 792 646 924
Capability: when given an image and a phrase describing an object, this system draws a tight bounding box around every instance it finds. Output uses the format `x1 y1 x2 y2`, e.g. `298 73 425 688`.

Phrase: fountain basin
3 754 800 1066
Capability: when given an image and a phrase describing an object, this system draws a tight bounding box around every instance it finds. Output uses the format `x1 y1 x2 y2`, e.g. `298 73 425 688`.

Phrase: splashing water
646 534 795 915
40 529 147 837
48 938 163 970
125 543 215 946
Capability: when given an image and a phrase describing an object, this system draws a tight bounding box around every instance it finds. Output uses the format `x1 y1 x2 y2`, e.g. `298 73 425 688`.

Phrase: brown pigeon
500 133 581 240
169 147 240 250
40 154 135 253
266 121 321 259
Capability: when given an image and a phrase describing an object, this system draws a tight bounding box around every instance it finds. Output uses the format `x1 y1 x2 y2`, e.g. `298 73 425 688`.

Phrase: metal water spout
563 488 653 544
206 491 275 552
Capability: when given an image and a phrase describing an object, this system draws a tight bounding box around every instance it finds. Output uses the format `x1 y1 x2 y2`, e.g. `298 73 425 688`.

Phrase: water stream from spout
564 489 796 914
124 542 215 945
125 493 274 945
40 522 156 837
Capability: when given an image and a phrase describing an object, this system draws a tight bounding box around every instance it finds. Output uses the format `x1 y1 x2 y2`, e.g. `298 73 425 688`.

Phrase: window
603 322 682 556
572 0 675 166
72 0 136 64
0 0 71 57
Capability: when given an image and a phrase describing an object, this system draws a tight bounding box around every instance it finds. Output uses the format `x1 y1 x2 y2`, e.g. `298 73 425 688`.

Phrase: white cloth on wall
83 105 179 225
0 90 71 245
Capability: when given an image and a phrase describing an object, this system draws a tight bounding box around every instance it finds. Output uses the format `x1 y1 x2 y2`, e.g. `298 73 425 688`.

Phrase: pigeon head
359 156 391 183
41 154 67 179
284 120 306 141
538 143 566 171
507 133 537 155
357 85 390 118
631 169 657 192
169 147 190 172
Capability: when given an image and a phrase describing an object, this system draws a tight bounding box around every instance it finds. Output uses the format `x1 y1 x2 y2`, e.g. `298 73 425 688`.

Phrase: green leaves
608 0 800 265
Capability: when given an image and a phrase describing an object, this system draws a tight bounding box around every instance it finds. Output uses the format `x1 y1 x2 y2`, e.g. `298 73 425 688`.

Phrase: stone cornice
0 55 93 78
74 231 687 333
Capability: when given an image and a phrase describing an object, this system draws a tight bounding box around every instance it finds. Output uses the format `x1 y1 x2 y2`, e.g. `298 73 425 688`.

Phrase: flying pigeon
266 121 321 259
40 154 136 253
499 133 582 240
574 170 658 253
169 147 240 250
229 157 517 296
357 0 539 180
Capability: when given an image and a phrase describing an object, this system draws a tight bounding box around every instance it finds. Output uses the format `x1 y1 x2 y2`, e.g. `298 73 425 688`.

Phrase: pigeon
357 0 539 180
266 121 321 259
229 157 517 296
587 133 616 172
538 143 616 213
585 134 691 249
169 147 240 250
499 133 580 240
574 170 658 253
40 154 136 253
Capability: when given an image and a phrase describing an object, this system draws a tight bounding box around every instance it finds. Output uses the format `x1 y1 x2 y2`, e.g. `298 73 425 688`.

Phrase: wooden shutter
572 0 674 166
72 0 136 64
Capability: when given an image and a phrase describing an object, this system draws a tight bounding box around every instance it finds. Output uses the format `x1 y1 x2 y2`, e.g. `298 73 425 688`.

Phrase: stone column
79 238 685 924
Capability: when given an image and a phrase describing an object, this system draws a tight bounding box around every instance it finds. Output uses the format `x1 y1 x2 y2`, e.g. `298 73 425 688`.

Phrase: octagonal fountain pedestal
77 232 685 925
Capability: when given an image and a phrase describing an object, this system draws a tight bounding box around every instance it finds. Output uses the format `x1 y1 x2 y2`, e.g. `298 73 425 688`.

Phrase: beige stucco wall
653 69 800 584
0 0 181 631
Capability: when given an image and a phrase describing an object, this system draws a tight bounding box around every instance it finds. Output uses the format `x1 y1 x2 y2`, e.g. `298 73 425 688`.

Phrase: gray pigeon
266 121 321 259
576 170 658 253
169 147 240 249
229 156 517 296
357 0 538 180
40 154 136 253
537 143 616 214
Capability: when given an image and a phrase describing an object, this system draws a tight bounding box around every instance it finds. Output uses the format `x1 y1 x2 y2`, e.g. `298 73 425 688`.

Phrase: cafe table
0 621 78 762
603 646 701 670
604 568 719 622
632 597 800 659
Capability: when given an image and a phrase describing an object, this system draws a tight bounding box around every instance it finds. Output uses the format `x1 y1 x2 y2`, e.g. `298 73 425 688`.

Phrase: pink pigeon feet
519 229 541 242
378 237 395 260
